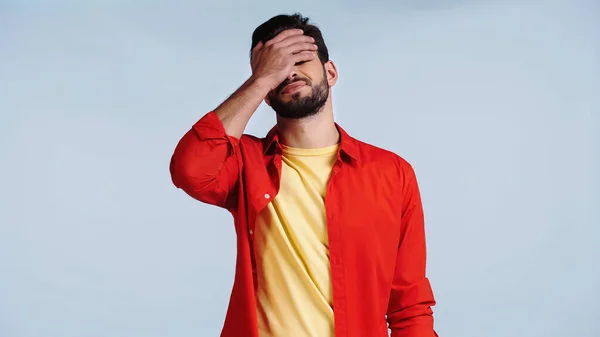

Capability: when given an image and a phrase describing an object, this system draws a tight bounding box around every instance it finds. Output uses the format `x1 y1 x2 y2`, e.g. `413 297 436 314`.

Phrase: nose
287 70 298 81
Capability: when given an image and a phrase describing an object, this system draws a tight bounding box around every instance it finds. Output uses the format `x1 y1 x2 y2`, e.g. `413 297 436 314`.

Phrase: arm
169 29 318 209
214 76 273 139
386 161 438 337
168 76 271 210
169 75 272 210
169 109 244 211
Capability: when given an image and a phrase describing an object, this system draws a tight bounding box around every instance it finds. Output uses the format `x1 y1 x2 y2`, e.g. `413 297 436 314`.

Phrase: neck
275 101 339 149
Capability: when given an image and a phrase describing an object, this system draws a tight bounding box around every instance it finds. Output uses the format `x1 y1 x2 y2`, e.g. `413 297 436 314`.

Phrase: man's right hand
211 29 317 138
250 29 318 92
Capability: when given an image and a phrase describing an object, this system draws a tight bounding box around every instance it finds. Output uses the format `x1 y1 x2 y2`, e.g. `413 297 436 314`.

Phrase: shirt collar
263 123 361 165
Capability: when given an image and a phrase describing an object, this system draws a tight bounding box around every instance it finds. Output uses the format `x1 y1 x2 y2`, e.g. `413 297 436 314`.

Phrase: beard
267 71 329 120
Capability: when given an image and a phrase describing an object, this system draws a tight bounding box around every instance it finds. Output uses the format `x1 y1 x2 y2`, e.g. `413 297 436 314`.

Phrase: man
170 13 437 337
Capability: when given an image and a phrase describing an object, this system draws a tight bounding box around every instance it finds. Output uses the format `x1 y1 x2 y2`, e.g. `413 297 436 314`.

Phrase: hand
250 29 318 91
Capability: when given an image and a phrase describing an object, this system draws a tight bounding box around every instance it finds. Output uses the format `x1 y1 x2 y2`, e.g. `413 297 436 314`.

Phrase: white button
264 193 270 199
249 229 253 235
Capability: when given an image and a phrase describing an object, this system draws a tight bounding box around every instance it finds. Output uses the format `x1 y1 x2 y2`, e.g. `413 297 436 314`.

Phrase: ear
324 60 338 87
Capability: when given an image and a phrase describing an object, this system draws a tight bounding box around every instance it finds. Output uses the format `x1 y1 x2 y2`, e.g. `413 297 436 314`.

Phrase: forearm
387 287 436 337
390 323 437 337
214 75 271 139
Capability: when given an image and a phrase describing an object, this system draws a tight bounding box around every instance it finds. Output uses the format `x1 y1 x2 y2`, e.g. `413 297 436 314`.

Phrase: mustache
277 78 310 93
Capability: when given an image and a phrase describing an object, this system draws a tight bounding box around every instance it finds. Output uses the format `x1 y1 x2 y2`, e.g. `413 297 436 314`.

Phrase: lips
280 81 306 94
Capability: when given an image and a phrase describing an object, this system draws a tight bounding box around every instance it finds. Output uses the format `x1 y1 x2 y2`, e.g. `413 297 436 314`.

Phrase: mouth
280 81 307 94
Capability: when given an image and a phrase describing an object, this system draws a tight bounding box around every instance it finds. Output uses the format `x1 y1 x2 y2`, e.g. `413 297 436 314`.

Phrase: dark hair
250 13 330 64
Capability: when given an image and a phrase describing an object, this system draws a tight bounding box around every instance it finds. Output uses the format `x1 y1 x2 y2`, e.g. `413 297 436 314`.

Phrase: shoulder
351 135 419 193
353 136 414 172
238 133 267 150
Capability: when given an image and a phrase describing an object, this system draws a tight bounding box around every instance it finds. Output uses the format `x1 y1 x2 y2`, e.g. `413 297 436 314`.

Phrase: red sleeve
169 111 240 212
387 160 438 337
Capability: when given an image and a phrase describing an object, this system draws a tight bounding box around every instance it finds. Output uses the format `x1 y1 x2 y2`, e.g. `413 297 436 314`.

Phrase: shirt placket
248 152 282 290
326 159 348 337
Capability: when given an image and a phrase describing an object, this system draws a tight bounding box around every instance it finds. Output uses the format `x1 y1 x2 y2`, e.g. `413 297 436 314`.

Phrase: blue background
1 1 598 336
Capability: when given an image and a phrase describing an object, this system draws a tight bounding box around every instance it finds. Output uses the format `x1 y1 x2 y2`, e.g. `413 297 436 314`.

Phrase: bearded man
170 13 438 337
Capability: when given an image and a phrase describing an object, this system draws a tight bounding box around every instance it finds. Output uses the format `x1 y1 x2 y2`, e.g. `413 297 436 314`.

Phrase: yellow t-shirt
254 143 339 337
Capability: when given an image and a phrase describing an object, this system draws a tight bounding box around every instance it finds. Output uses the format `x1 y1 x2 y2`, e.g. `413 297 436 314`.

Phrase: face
266 59 332 119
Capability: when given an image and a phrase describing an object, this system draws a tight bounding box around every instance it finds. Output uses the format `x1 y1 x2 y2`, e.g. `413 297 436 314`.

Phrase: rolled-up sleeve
387 160 438 337
169 111 240 212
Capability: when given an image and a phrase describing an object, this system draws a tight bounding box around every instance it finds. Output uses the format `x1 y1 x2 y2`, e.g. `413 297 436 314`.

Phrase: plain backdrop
1 0 598 336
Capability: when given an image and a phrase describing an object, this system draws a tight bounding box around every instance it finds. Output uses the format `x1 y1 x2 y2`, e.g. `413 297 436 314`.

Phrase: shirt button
249 229 253 235
264 193 270 199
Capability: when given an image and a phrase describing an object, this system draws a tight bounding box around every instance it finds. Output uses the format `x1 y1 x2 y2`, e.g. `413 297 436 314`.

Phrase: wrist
248 75 275 95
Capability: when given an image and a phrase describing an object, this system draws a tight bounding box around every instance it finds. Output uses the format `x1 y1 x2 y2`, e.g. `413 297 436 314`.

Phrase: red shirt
169 111 438 337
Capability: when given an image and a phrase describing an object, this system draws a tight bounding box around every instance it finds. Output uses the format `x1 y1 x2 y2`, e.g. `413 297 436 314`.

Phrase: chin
283 90 308 100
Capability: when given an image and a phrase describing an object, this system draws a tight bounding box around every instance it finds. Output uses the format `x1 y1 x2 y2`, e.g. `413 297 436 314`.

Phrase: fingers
251 28 317 67
274 34 314 49
292 51 317 63
253 29 309 57
265 28 304 46
284 42 318 56
252 40 266 56
257 28 316 56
